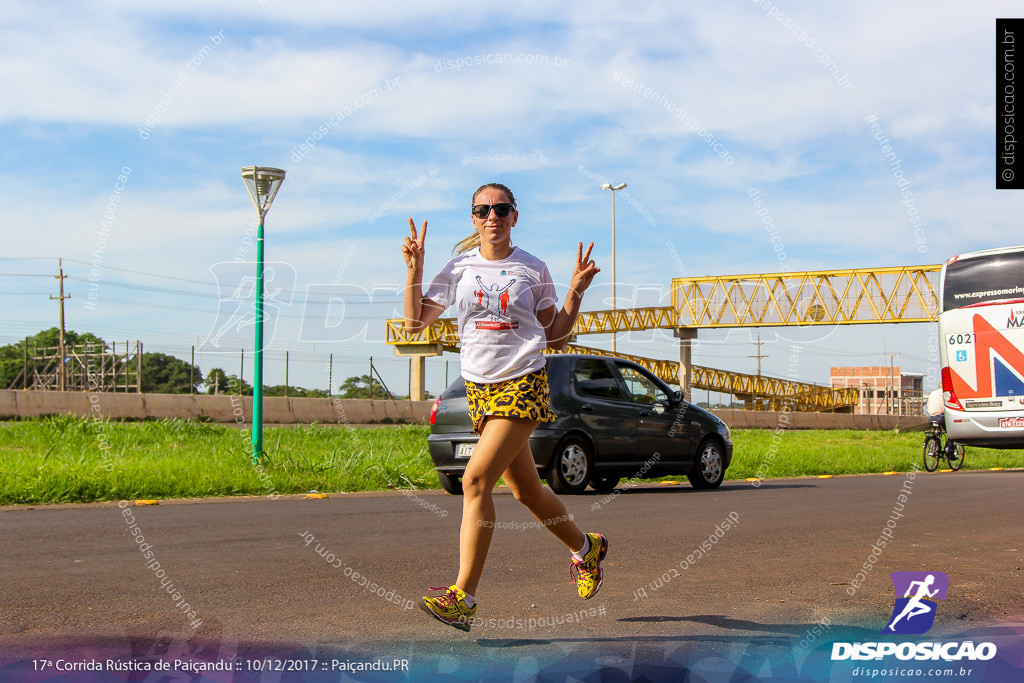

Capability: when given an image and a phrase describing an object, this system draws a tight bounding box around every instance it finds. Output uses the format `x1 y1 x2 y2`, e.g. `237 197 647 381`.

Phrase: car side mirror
672 390 685 406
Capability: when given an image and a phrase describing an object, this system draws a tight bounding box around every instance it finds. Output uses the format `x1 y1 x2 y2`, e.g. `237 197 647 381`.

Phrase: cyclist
925 388 959 457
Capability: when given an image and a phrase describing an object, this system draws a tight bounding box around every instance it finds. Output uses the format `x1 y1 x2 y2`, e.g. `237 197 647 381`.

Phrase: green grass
1 416 1022 505
0 415 436 505
724 429 1024 480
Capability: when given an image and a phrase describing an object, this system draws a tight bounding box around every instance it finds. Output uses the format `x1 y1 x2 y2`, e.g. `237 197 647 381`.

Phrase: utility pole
600 182 627 352
50 259 70 391
885 352 901 415
748 334 767 376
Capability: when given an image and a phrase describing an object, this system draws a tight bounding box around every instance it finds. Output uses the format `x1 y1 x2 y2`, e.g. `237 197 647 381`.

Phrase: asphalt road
2 470 1023 680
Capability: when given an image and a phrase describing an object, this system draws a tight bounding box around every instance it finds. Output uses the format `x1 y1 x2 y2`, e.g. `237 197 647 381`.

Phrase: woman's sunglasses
471 203 515 218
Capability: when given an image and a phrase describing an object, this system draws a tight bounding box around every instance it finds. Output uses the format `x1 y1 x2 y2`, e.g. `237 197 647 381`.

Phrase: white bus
939 246 1024 447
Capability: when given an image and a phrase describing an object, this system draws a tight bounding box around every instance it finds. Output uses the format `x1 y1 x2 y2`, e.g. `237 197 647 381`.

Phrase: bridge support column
409 356 426 402
393 343 443 401
673 327 698 401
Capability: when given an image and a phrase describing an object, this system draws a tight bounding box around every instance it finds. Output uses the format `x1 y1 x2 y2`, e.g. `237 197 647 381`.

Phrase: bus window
942 251 1024 312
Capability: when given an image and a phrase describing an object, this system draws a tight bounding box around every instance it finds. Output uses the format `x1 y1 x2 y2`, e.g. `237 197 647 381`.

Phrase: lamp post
600 181 626 352
241 166 286 463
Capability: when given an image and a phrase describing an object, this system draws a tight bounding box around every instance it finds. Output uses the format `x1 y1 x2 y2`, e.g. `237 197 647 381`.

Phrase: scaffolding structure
8 341 142 392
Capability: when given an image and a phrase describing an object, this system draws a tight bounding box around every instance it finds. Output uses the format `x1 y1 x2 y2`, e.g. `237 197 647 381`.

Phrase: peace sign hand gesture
569 241 600 296
402 218 427 273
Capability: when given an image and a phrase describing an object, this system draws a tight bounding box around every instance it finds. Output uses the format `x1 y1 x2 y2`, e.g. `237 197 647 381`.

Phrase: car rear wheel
687 438 725 489
438 472 463 495
546 435 593 495
589 475 620 493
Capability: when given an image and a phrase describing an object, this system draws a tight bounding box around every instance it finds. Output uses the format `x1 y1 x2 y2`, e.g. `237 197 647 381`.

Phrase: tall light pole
241 166 286 464
600 181 626 352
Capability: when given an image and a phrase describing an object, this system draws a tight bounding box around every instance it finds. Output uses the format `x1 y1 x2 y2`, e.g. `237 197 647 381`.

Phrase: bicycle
922 420 965 472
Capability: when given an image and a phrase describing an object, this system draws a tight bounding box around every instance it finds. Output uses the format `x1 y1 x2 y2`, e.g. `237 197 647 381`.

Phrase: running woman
401 182 606 632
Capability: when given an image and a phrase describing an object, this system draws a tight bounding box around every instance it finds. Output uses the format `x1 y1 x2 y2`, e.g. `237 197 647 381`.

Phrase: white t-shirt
424 246 558 383
925 388 944 416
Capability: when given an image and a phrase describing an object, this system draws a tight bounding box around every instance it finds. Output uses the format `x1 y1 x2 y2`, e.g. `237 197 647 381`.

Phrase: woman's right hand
402 218 427 273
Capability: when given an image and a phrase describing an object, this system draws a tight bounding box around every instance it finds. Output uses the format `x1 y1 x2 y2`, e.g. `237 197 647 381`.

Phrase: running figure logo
473 276 519 330
881 571 949 635
198 261 296 353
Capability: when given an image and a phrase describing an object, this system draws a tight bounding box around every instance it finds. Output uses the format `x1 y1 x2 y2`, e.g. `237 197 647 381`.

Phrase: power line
64 275 216 298
1 257 219 286
3 256 406 302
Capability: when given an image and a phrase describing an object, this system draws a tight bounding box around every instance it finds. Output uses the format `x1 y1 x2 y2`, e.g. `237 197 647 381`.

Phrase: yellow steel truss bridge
387 264 940 409
558 344 860 412
671 265 940 327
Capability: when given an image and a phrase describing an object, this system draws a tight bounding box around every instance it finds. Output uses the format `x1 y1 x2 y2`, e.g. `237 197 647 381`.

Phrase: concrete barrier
0 391 922 430
0 390 433 425
0 391 19 419
709 408 921 431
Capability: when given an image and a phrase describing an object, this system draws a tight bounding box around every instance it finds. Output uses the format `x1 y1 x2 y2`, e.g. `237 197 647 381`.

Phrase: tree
140 352 203 394
337 374 388 399
204 367 252 395
263 385 330 398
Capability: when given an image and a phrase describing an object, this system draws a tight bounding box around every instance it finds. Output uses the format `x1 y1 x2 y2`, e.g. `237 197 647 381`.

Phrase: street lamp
600 181 626 352
241 166 286 464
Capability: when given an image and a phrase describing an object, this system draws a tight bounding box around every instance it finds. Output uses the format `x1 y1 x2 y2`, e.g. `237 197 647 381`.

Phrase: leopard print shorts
465 368 557 435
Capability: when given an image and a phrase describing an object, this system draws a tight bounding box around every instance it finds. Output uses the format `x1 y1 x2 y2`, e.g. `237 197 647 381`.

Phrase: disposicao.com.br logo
831 571 997 663
883 570 948 635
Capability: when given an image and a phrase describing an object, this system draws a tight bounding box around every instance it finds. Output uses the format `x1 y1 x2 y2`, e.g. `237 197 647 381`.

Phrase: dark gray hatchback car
426 354 733 495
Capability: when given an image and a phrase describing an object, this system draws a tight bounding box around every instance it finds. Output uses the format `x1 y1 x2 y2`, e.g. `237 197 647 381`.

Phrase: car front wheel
687 438 725 489
546 435 593 495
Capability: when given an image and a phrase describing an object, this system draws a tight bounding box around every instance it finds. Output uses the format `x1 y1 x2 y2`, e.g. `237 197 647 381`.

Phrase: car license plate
455 443 475 459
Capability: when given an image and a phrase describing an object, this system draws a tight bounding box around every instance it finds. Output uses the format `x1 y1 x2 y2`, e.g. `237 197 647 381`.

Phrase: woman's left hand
570 242 600 295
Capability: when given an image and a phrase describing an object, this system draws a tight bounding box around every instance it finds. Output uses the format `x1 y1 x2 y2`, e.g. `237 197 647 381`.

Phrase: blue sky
2 1 1020 398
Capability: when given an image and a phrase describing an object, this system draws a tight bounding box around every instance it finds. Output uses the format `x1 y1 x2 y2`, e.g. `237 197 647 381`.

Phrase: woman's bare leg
455 416 539 597
501 441 586 551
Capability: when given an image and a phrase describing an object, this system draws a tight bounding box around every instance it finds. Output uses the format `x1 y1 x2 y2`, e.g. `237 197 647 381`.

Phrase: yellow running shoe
570 532 608 599
419 585 476 632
